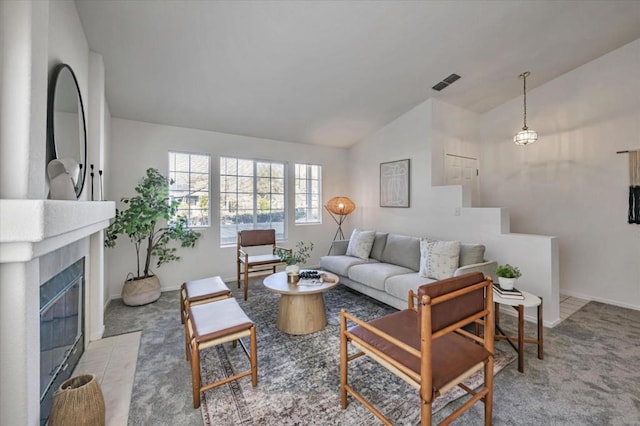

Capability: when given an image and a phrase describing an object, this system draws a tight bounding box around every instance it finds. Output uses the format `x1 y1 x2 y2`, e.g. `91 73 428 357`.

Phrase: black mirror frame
46 63 88 199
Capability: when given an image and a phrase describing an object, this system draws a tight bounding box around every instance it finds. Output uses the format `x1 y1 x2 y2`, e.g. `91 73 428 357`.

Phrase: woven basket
49 374 105 426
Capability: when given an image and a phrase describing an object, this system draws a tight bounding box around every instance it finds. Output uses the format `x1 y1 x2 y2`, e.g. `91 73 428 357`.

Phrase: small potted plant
495 264 522 290
276 241 314 276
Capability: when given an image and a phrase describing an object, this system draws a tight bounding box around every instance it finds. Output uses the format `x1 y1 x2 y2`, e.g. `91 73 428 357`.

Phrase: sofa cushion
419 239 461 280
380 234 420 271
348 263 414 292
459 243 485 266
346 229 376 260
385 272 437 302
319 255 373 277
370 232 388 261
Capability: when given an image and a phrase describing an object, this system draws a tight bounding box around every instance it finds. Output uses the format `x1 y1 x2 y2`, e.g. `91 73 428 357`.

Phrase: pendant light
513 71 538 146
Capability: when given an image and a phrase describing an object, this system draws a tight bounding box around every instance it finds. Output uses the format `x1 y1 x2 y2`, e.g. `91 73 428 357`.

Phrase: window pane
169 152 210 228
294 163 322 224
219 157 287 244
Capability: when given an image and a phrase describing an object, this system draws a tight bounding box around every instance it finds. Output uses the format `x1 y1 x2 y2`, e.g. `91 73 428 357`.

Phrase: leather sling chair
236 229 290 300
340 272 495 425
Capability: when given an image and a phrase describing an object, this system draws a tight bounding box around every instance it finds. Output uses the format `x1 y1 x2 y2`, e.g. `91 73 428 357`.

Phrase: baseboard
560 289 640 312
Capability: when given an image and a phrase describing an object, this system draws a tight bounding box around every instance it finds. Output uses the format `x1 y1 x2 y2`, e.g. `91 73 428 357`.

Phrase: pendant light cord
522 73 528 129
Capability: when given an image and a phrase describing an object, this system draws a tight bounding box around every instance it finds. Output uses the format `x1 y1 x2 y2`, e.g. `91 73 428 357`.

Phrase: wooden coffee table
263 271 339 335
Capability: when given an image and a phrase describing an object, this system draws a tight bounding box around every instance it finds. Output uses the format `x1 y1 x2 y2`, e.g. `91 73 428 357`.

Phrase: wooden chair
185 297 257 408
236 229 290 300
340 272 494 425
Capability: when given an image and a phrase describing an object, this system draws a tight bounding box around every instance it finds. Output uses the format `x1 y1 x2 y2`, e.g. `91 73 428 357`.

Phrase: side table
494 290 543 373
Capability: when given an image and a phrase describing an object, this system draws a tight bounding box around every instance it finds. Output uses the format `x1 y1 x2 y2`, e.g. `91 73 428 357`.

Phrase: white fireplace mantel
0 200 115 263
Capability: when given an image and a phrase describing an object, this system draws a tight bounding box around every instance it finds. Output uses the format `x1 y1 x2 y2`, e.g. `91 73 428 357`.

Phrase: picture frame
380 159 410 207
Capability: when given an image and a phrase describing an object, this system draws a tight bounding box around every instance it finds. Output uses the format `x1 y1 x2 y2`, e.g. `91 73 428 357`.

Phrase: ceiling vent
432 73 461 91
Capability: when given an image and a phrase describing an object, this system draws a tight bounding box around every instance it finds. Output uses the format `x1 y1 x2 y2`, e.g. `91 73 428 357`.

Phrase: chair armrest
329 240 349 255
274 245 292 254
238 248 249 259
454 260 497 280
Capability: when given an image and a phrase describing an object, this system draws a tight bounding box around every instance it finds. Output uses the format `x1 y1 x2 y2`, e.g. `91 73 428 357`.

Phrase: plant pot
122 274 161 306
285 264 300 275
498 277 517 290
49 374 105 426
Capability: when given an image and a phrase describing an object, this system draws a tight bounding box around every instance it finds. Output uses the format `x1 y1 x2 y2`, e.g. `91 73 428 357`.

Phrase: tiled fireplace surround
0 200 115 425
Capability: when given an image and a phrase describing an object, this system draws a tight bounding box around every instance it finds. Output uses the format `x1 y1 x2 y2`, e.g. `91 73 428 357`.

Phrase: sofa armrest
454 260 497 280
329 240 349 255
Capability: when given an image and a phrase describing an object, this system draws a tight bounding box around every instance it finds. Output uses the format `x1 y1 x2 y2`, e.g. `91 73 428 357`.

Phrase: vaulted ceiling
76 1 640 147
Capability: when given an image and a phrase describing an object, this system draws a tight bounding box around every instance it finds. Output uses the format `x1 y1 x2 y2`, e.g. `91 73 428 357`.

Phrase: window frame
294 163 322 225
219 156 288 246
168 150 211 228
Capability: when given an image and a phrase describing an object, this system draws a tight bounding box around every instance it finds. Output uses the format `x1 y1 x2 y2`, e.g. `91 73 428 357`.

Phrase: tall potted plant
105 168 201 306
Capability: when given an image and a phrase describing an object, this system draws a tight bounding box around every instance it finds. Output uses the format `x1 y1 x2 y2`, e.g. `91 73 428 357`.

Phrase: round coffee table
263 270 339 335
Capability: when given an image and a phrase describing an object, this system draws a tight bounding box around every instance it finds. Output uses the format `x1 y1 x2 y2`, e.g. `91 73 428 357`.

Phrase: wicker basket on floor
49 374 105 426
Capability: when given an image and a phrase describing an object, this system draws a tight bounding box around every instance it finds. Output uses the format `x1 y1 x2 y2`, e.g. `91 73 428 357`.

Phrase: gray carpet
104 280 640 425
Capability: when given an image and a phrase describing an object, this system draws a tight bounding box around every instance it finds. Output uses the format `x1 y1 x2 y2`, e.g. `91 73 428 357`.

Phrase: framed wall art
380 159 410 208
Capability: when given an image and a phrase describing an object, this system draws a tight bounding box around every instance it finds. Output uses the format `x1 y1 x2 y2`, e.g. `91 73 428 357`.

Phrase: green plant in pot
276 241 314 275
105 168 202 306
495 264 522 290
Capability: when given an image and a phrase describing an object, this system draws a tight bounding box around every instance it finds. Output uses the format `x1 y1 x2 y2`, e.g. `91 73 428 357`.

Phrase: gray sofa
319 232 496 310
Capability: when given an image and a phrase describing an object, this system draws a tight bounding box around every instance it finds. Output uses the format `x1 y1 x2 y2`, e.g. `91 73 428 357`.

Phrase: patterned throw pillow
419 238 461 279
346 229 376 260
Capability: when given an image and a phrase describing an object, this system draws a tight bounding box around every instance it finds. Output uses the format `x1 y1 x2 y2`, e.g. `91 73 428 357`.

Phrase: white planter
285 264 300 275
498 277 517 290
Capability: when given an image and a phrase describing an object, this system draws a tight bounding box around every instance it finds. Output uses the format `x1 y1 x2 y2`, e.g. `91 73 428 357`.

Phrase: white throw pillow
346 229 376 260
419 238 461 279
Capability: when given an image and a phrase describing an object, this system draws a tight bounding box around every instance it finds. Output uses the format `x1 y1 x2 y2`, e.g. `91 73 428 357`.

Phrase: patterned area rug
200 281 514 425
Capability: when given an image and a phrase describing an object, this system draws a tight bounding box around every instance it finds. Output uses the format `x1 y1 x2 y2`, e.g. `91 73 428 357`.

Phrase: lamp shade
513 128 538 146
326 197 356 215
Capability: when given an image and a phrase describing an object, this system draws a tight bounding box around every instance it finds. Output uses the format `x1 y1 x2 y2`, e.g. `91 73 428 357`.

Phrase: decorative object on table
98 169 104 201
492 282 524 300
49 374 105 426
619 149 640 224
276 241 314 280
513 71 538 146
380 159 410 207
46 63 87 199
47 158 79 200
324 196 356 247
495 263 522 290
104 168 201 306
90 164 95 201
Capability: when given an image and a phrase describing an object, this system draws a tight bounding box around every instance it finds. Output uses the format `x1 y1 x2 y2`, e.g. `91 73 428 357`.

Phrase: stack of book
493 283 524 300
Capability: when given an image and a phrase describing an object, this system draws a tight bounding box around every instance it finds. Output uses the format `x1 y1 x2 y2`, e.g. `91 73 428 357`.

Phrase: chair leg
184 316 190 361
484 358 494 425
180 287 185 324
237 261 241 289
244 270 249 301
191 340 201 408
420 400 432 426
250 325 258 387
340 311 348 409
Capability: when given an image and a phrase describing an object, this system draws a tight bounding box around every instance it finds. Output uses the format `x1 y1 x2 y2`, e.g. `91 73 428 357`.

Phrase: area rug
200 281 514 425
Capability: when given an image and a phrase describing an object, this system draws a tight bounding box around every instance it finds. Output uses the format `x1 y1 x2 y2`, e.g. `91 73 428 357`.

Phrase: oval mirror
47 63 87 198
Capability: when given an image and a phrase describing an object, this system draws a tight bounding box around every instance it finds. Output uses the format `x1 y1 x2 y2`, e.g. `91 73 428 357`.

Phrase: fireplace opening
39 258 84 425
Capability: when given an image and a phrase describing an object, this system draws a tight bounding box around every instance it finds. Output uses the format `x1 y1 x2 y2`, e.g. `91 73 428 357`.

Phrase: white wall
348 97 559 325
0 1 110 424
480 39 640 310
106 118 348 299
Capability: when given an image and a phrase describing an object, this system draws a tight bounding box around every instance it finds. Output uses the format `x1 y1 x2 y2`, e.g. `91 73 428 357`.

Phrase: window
220 157 286 245
295 163 322 224
168 152 210 227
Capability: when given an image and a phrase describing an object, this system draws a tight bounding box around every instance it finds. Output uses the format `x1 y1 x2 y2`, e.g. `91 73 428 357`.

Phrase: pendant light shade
514 71 538 146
